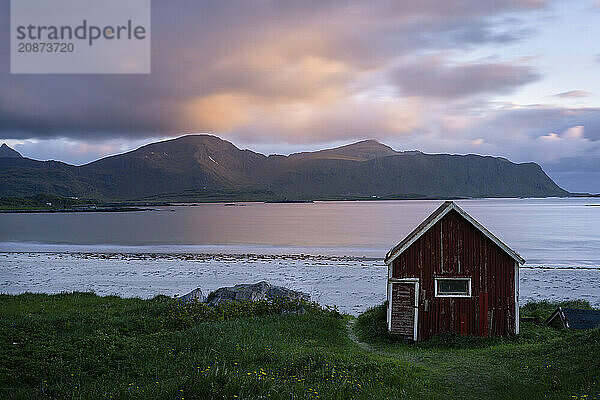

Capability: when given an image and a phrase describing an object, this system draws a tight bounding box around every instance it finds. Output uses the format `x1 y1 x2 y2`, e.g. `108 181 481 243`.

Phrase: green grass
355 300 600 400
0 194 94 210
1 293 599 399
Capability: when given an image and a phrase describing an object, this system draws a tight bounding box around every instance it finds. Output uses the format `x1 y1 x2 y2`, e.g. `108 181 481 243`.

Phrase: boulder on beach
177 281 309 306
205 281 309 307
177 288 206 304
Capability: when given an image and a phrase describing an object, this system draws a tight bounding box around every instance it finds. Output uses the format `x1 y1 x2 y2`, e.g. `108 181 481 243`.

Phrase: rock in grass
177 288 206 304
205 281 309 307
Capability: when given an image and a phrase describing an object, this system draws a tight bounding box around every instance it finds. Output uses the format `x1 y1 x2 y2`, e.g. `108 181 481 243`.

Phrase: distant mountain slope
0 158 100 198
0 134 569 200
0 143 22 158
79 135 269 198
288 140 398 161
268 152 565 198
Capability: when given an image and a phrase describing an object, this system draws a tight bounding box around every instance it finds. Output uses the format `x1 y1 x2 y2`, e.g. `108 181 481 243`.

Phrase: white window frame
434 277 472 298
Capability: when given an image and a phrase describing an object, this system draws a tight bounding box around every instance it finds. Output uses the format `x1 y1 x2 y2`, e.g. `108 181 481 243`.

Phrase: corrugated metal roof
556 308 600 330
384 201 525 265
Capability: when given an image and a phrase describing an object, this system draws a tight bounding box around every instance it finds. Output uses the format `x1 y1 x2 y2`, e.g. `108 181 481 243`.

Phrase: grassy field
0 293 598 399
0 194 92 211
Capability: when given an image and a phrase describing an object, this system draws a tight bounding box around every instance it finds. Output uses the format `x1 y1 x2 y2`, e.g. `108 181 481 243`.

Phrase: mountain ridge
0 143 23 158
0 134 569 200
287 139 399 162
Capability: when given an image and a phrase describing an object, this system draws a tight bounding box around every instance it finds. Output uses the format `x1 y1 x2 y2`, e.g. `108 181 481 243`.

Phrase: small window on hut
435 278 471 297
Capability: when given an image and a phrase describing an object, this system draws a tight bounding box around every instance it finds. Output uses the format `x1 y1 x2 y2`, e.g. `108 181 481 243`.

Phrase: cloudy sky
1 0 600 192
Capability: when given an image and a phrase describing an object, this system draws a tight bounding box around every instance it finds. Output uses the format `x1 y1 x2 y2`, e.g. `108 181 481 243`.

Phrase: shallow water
1 198 599 265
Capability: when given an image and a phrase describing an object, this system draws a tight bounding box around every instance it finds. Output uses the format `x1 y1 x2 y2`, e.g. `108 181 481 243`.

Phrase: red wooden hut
385 201 525 341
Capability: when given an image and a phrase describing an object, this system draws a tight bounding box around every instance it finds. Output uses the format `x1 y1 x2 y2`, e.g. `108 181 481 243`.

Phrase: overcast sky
1 0 600 192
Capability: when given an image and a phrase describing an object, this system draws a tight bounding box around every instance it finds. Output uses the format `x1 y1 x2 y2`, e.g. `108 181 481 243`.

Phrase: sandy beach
1 252 598 315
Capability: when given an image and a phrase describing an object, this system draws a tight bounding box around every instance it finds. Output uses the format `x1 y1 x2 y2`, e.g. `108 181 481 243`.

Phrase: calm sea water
1 198 599 266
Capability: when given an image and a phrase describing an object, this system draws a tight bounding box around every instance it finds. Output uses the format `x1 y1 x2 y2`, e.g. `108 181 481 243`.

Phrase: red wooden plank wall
392 210 516 340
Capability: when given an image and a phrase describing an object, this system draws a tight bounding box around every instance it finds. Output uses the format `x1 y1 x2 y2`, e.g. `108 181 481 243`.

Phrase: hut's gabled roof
384 201 525 265
546 307 600 330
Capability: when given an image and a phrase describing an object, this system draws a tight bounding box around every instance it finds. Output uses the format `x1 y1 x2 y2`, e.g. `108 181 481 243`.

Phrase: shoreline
2 252 600 314
2 194 599 213
0 207 153 213
0 251 383 262
1 250 599 269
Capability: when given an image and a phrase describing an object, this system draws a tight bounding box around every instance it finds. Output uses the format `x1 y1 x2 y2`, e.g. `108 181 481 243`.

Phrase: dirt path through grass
346 319 376 352
346 319 501 396
346 320 428 363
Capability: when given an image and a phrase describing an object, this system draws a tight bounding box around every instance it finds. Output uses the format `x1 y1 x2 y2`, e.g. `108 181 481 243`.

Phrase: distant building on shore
384 201 525 341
